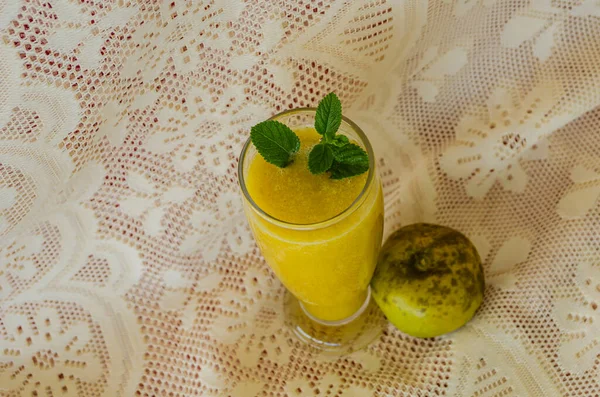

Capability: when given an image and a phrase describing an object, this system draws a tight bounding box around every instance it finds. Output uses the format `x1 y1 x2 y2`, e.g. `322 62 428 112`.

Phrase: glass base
284 286 387 356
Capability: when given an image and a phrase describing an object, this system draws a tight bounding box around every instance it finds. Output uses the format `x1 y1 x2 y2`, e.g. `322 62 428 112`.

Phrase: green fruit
371 223 485 338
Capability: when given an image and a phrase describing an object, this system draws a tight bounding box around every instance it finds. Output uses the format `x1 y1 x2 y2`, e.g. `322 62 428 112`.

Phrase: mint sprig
250 120 300 168
249 92 369 180
329 143 369 179
308 93 369 179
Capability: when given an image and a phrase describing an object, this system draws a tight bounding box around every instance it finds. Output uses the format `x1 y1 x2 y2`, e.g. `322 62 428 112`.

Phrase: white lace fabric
0 0 599 396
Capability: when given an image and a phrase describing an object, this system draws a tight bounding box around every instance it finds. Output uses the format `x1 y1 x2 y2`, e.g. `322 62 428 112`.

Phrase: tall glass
238 109 385 353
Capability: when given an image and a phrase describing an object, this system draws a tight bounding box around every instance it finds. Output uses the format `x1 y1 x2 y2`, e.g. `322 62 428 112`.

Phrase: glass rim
238 107 375 231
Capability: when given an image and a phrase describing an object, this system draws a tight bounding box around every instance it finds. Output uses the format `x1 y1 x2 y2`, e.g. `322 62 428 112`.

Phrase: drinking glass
238 109 385 354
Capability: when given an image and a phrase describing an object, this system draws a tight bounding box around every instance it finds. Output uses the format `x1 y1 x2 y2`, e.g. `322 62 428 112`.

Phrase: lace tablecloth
1 0 599 396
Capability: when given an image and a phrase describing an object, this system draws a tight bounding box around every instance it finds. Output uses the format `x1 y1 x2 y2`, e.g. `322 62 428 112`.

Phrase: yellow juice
243 127 384 322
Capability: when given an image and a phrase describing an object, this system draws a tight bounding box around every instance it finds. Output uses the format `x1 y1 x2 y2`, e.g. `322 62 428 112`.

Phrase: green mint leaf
331 135 349 147
308 143 334 174
330 162 369 179
332 143 369 164
315 92 342 141
329 143 369 179
250 120 300 168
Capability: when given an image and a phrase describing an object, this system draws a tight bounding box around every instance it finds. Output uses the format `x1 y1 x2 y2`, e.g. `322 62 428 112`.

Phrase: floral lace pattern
0 0 599 396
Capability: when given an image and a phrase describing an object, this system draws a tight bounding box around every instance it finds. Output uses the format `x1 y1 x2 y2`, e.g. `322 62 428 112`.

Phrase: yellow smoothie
244 127 384 322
